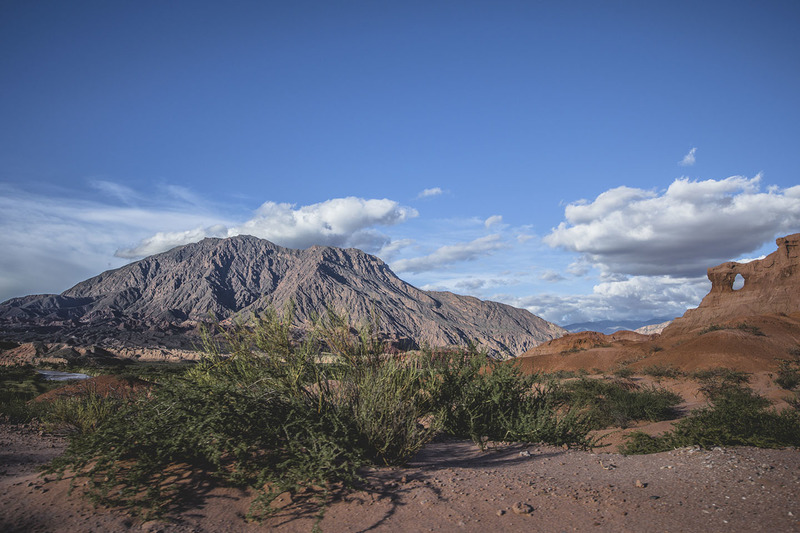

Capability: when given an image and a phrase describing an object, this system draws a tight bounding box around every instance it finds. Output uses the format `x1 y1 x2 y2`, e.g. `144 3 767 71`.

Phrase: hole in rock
732 274 745 291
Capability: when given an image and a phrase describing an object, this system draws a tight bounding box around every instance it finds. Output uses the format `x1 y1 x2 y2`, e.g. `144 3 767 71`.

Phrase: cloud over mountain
116 197 417 258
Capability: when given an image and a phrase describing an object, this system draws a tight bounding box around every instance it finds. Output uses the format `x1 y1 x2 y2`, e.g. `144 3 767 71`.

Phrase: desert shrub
698 324 725 335
45 307 595 519
620 383 800 454
640 364 682 379
775 362 800 391
690 368 751 398
560 378 681 429
612 366 634 379
0 366 62 423
49 373 366 518
337 358 441 465
41 389 122 434
698 323 765 337
736 323 766 336
427 348 592 449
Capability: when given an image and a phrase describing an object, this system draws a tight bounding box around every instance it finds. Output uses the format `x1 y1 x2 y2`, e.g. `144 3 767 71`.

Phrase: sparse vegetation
698 324 725 335
736 323 766 336
698 323 766 337
774 359 800 391
690 368 751 398
620 382 800 454
558 377 681 429
612 366 634 379
0 366 61 423
543 370 579 380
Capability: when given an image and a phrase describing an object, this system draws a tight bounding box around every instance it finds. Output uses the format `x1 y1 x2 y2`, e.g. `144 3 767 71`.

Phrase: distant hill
0 235 565 357
563 318 674 335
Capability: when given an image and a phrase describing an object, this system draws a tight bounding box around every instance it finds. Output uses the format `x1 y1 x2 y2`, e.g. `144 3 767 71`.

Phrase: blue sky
2 1 799 325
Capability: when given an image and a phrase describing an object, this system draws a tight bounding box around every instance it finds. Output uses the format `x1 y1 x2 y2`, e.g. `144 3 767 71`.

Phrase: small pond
36 369 91 382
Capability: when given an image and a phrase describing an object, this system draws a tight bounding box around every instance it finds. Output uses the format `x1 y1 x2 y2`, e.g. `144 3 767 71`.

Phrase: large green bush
560 377 682 429
43 307 594 519
620 382 800 454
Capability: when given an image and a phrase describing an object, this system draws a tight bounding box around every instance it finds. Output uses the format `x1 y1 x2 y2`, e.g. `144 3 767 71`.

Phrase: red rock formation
517 233 800 373
664 233 800 335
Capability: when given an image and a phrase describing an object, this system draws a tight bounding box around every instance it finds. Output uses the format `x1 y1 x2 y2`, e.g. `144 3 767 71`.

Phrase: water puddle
36 369 91 381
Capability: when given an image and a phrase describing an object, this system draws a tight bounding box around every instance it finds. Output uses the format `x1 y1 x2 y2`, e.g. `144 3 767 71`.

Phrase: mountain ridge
0 235 565 357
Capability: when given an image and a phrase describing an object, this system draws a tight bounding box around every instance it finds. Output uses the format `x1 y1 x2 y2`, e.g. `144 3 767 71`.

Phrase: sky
1 1 799 326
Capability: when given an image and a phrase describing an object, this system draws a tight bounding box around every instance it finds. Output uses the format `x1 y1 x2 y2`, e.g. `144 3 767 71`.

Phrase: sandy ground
1 422 799 533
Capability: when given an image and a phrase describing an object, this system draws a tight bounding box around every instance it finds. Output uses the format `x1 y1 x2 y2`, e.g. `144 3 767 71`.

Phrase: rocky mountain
0 235 565 357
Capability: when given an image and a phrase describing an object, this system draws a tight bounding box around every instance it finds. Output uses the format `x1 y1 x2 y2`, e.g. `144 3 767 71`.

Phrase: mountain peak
0 236 564 356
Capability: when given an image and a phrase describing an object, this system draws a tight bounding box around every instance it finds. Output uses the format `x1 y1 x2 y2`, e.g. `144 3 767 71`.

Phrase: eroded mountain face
0 235 564 357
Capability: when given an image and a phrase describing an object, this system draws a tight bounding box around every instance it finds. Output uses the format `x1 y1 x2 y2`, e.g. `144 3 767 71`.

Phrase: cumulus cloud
679 147 697 166
545 175 800 277
391 234 509 273
418 187 443 198
117 197 418 258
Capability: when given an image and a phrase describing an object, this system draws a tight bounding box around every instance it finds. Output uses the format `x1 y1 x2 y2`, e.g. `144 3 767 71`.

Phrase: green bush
775 360 800 391
560 378 682 429
41 389 122 434
43 308 595 519
0 366 62 423
620 383 800 454
428 348 592 449
612 366 634 379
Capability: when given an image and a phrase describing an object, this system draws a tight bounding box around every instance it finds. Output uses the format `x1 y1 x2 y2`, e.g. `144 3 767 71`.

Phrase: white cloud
89 179 141 204
679 147 697 166
484 215 503 229
391 234 509 273
0 184 231 302
420 275 518 294
418 187 443 198
499 275 710 325
378 238 415 259
117 197 418 258
545 175 800 277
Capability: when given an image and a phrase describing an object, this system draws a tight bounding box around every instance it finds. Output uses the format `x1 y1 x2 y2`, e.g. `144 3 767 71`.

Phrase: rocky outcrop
0 235 565 357
664 233 800 335
517 234 800 374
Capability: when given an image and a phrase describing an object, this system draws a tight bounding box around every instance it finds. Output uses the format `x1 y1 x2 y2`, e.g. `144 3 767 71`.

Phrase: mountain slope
0 236 564 356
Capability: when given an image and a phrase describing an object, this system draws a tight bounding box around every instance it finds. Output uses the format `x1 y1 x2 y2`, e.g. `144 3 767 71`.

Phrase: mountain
563 318 674 335
0 235 565 357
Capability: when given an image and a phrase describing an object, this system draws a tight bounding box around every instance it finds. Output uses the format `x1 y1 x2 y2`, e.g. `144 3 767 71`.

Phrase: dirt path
1 423 799 532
